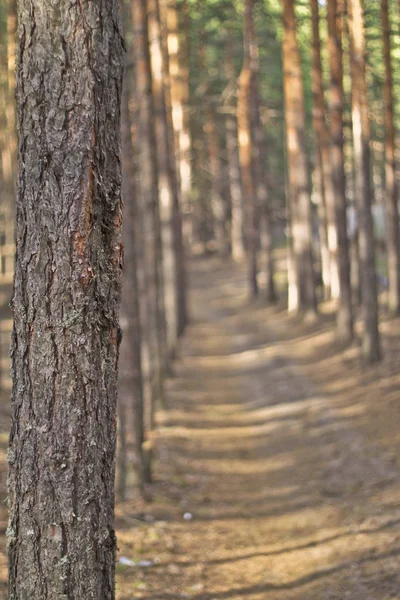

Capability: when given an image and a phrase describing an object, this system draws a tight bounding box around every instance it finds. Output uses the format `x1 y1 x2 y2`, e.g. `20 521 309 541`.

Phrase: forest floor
115 257 400 600
1 258 400 598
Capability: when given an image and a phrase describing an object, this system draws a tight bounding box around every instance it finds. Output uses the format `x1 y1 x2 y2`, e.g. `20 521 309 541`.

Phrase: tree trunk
282 0 316 316
159 0 188 336
118 48 145 501
179 0 193 244
311 0 331 300
238 0 258 298
205 106 228 254
8 1 123 596
381 0 400 315
131 0 167 480
327 0 353 341
251 78 276 303
224 32 245 263
347 0 381 362
148 0 182 352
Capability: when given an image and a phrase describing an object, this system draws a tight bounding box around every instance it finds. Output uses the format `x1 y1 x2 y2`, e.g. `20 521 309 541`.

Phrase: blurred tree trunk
8 0 123 596
131 0 167 481
166 0 191 230
311 0 332 301
148 0 181 351
179 0 193 243
327 0 353 341
381 0 400 315
282 0 316 316
238 0 258 298
225 31 245 263
251 79 276 303
117 25 145 501
159 0 188 336
205 106 228 253
347 0 380 362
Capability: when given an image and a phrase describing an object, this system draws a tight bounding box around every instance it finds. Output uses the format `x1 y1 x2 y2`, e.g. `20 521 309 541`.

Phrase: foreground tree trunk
327 0 353 341
8 1 123 597
348 0 380 362
282 0 316 315
381 0 400 315
238 0 258 298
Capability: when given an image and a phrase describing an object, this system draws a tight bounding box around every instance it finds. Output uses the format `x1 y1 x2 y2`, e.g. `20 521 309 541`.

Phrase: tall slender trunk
225 31 245 263
118 42 145 500
205 106 228 253
179 0 193 242
311 0 331 300
381 0 400 315
159 0 188 335
131 0 167 481
238 0 258 298
347 0 380 362
8 1 123 596
282 0 316 315
327 0 353 341
148 0 181 351
251 78 276 303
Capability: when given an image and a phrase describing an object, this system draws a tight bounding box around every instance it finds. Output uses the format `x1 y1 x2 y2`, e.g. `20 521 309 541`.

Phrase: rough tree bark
347 0 380 362
381 0 400 315
282 0 316 315
238 0 259 298
8 0 124 597
327 0 353 341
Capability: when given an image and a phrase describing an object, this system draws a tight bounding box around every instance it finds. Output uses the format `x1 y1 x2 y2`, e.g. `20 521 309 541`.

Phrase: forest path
116 258 400 600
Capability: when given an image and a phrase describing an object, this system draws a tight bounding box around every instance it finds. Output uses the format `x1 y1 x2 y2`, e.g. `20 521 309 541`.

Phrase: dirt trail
116 258 400 600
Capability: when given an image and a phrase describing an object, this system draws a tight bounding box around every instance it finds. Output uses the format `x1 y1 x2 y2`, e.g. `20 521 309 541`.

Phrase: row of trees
5 0 192 596
180 0 400 364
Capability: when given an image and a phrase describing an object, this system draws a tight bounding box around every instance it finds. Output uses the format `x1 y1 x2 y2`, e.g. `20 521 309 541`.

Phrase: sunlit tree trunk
148 0 182 351
159 0 188 336
282 0 316 316
381 0 400 315
327 0 353 341
166 0 191 232
238 0 258 298
311 0 331 300
347 0 380 362
8 0 123 596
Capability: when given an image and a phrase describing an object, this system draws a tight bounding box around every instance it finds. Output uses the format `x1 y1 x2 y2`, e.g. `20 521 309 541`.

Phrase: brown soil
1 260 400 598
115 258 400 600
